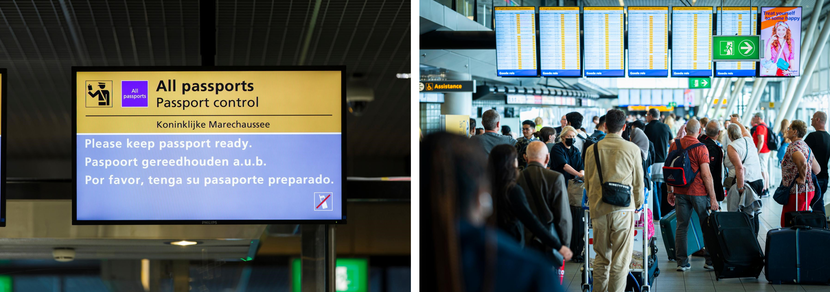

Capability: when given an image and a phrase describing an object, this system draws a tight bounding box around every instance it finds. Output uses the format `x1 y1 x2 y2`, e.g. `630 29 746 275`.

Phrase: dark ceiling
0 0 411 179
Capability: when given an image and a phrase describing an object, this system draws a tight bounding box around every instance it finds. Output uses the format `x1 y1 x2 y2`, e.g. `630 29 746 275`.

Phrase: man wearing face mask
518 141 573 264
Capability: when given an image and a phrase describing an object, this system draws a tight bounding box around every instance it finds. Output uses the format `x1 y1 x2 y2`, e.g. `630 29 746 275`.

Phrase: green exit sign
292 258 368 292
689 77 711 89
669 102 678 107
713 35 760 61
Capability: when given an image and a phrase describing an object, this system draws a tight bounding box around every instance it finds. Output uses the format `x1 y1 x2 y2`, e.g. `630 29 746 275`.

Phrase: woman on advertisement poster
764 21 795 76
761 7 801 77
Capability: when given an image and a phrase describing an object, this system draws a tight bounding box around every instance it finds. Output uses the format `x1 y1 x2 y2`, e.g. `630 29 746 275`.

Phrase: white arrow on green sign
689 77 711 89
713 36 760 61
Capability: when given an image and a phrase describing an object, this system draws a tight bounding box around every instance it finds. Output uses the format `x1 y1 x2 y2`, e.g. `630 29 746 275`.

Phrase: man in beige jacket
583 109 645 292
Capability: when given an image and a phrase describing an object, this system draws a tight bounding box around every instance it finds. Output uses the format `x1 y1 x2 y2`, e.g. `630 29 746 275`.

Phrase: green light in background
0 275 11 292
292 258 368 292
240 257 253 262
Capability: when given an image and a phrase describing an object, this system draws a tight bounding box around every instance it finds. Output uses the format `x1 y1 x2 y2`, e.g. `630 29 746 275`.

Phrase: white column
782 14 830 123
742 78 769 124
441 72 472 116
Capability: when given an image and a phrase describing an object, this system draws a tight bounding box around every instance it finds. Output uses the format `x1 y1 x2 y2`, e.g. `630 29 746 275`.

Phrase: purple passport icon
121 81 148 107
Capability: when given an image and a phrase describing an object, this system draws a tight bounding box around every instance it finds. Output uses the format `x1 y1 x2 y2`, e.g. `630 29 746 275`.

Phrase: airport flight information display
539 7 581 77
760 7 801 77
583 7 624 77
716 7 758 77
74 68 344 224
495 7 538 77
628 7 669 77
672 7 713 76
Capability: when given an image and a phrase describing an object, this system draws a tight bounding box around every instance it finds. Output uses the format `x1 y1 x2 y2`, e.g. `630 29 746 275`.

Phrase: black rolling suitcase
702 211 764 280
765 225 830 284
766 184 830 284
569 205 586 261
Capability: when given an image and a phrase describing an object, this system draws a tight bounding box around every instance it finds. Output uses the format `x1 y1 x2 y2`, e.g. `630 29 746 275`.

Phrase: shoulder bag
593 141 632 207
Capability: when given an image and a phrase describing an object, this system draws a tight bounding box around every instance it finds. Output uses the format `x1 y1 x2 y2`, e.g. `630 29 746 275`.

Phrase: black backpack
663 140 705 187
751 124 780 151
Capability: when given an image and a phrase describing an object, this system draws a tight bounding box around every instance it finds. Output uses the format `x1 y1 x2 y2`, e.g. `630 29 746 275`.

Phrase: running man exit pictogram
314 192 334 211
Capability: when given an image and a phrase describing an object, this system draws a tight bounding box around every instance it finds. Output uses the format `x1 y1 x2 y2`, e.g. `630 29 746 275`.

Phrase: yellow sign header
540 7 579 11
584 7 624 11
717 7 758 11
495 7 534 11
628 7 668 11
76 70 342 134
673 7 713 11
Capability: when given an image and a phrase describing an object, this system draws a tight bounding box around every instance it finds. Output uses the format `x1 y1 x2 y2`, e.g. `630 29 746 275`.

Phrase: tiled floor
562 167 830 292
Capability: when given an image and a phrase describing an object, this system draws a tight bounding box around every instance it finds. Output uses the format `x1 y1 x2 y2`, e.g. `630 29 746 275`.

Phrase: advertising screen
583 7 625 77
760 7 801 77
73 67 344 224
495 7 538 77
715 7 759 77
627 7 669 77
672 7 713 77
539 7 581 77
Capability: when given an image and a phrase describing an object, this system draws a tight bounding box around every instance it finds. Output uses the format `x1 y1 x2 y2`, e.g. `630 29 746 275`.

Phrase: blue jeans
675 194 712 266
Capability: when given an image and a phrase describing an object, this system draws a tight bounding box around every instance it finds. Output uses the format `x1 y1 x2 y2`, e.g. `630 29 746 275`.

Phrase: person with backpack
665 118 719 272
751 112 776 196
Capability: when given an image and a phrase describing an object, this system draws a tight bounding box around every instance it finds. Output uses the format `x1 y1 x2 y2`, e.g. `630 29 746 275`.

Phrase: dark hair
539 126 556 143
648 108 660 118
488 145 519 227
631 120 646 131
421 132 488 292
566 112 584 129
597 115 606 127
501 125 512 136
605 109 626 133
470 118 476 130
592 115 599 122
482 109 500 130
522 120 537 129
622 122 632 140
791 120 808 138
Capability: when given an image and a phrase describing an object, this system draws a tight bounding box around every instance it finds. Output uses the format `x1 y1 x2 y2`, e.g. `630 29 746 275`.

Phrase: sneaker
677 264 691 271
704 263 714 270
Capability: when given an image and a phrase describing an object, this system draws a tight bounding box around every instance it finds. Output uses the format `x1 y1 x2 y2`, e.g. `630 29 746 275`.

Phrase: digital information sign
628 7 669 77
495 7 538 77
73 67 344 224
715 7 758 77
583 7 624 77
672 7 713 77
760 7 801 77
539 7 581 77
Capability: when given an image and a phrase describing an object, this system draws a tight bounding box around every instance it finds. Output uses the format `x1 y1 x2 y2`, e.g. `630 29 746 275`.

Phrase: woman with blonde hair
549 126 584 183
534 117 544 132
777 119 791 165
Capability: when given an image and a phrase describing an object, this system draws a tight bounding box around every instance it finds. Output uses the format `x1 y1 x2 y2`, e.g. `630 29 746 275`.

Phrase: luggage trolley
581 187 655 292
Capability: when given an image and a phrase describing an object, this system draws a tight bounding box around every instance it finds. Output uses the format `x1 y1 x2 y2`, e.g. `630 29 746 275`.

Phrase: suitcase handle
790 225 813 230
